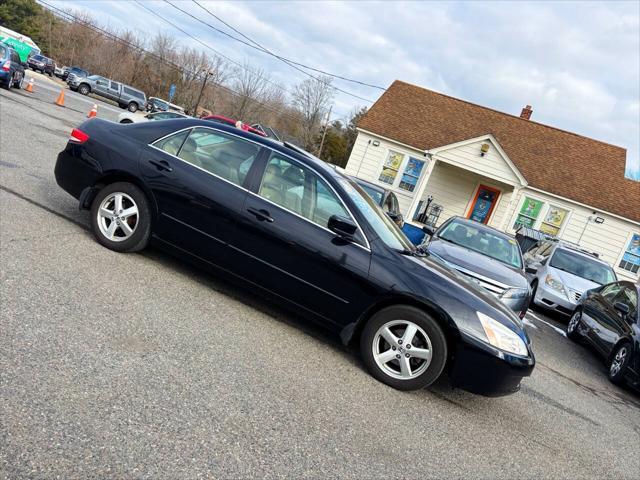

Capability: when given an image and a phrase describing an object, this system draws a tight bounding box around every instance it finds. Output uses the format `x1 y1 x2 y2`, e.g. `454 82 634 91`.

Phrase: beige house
345 81 640 282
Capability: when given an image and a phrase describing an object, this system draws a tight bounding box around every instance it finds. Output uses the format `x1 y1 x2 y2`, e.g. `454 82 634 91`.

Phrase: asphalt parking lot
1 72 639 479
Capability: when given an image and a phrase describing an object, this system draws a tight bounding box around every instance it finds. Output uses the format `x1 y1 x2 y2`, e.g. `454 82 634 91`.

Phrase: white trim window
378 150 426 192
539 205 569 236
618 233 640 275
379 150 404 185
512 196 570 237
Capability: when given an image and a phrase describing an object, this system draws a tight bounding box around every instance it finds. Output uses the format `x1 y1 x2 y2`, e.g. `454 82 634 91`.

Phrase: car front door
93 77 110 97
585 282 624 355
230 151 372 328
140 126 263 267
107 81 120 101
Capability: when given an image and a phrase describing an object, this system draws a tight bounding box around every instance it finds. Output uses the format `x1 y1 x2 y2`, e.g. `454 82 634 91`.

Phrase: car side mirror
422 225 435 236
386 211 404 227
525 266 538 274
613 302 629 316
328 215 357 241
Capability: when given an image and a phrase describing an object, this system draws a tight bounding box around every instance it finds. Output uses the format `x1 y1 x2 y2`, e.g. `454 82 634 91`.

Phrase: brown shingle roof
359 80 640 222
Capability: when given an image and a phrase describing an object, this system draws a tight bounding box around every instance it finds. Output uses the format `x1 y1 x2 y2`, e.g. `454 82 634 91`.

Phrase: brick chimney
520 105 533 120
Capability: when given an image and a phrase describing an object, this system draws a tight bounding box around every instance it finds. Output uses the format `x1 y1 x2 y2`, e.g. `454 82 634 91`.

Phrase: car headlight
477 312 528 356
544 275 567 296
500 287 529 299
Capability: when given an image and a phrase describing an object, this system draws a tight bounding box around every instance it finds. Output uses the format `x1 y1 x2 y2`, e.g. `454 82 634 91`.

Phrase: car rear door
585 282 624 355
230 150 372 328
140 126 264 267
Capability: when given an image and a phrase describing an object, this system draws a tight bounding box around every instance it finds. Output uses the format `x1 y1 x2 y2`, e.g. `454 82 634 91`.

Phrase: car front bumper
449 331 535 397
535 283 577 315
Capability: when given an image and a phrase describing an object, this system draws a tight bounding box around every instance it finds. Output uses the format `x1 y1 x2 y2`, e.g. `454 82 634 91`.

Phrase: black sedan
54 118 535 396
567 281 639 389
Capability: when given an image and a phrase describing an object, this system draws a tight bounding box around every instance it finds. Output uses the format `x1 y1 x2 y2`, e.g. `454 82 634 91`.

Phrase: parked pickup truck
68 74 146 112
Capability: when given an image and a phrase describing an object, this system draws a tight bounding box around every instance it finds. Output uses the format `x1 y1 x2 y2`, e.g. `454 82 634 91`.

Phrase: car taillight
1 60 10 72
69 128 90 144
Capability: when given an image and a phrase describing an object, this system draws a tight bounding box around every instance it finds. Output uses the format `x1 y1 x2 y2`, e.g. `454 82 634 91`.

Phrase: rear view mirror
328 215 357 240
613 302 630 316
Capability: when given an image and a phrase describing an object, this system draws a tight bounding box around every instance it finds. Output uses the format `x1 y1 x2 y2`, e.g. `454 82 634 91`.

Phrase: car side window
601 283 623 302
96 77 108 86
178 128 260 187
154 130 189 156
110 81 120 90
258 153 350 229
616 287 638 318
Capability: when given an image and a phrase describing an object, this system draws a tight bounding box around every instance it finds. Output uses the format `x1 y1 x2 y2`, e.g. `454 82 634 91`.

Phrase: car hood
548 267 601 293
427 239 528 289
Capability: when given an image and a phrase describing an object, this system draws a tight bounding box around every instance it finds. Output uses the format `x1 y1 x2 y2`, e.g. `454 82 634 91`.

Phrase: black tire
90 182 151 253
1 75 10 90
127 102 138 113
360 305 448 391
608 341 632 386
120 119 133 124
529 280 539 309
14 74 23 89
78 84 90 95
566 309 582 341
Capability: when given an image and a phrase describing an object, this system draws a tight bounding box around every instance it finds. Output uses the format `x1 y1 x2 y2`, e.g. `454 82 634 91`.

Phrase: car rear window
0 45 7 58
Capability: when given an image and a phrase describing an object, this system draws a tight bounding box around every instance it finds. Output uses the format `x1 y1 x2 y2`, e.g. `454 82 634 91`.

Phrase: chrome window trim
149 125 372 252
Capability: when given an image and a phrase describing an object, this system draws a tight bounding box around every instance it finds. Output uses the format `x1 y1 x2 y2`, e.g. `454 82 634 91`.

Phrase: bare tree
292 76 334 151
227 62 273 121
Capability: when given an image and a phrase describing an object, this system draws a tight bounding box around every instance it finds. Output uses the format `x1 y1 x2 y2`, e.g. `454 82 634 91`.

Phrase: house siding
506 189 639 282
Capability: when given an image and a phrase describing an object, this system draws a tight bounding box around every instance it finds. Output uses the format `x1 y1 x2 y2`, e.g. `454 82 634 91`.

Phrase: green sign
0 36 34 62
519 197 544 219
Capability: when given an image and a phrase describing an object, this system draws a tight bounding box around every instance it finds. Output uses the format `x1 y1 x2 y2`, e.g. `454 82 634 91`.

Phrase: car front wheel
566 310 582 341
90 182 151 253
127 102 138 112
78 84 90 95
360 305 447 391
608 342 631 386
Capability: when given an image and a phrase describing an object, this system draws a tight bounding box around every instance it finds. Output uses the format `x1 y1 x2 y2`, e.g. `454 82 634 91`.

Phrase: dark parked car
567 281 639 389
27 54 55 76
54 118 535 396
421 217 531 318
63 66 89 82
0 43 25 90
349 176 404 227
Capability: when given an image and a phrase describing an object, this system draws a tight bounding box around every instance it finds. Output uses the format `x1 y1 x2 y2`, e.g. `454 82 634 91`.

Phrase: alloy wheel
97 192 139 242
568 311 580 333
372 320 433 380
610 347 627 377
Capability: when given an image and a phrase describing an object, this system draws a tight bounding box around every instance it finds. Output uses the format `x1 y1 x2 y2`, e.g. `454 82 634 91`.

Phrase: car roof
552 243 609 264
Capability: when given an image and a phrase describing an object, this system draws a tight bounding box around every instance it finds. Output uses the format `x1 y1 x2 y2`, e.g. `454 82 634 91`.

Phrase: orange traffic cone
54 89 65 106
87 104 97 118
25 78 34 93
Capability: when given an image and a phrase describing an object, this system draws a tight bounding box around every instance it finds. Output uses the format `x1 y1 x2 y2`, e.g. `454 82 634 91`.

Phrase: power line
162 0 375 104
36 0 303 123
191 0 386 91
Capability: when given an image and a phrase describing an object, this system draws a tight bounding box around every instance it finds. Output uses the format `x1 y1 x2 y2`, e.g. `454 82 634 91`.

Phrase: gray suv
524 241 617 316
68 75 146 112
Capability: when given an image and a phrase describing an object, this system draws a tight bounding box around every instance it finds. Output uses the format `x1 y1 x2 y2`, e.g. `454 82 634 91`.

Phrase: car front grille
452 266 508 296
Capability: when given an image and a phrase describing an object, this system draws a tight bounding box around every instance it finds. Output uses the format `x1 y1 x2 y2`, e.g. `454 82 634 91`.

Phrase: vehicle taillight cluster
1 61 10 72
69 128 90 144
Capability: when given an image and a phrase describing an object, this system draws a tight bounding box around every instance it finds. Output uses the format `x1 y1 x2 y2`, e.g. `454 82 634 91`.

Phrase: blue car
0 43 25 90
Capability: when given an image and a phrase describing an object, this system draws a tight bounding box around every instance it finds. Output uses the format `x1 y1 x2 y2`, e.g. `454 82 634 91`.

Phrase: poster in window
519 197 544 219
539 223 560 236
404 157 425 177
468 186 499 224
543 206 568 227
379 151 403 184
622 233 640 267
515 214 536 228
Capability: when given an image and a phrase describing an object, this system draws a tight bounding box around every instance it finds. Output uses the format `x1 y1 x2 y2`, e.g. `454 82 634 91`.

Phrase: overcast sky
49 0 640 179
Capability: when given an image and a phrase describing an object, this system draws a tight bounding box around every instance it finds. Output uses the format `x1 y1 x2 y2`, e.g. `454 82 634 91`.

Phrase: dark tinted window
601 283 624 302
154 130 189 156
123 86 145 100
178 128 259 186
0 45 7 59
615 286 638 317
110 81 119 90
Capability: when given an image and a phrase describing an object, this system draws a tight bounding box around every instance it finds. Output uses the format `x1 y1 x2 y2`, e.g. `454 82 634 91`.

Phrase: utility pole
193 69 211 117
317 105 333 159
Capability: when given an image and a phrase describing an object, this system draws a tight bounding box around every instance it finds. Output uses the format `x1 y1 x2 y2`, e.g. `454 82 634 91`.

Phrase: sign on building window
514 197 544 229
379 151 403 185
539 206 569 236
619 233 640 274
398 157 425 192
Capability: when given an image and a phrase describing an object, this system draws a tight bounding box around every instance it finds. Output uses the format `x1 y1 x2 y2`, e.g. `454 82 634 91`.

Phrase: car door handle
247 207 274 223
148 159 173 172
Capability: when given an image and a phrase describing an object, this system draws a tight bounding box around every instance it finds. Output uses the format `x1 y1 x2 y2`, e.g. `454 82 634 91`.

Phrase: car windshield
32 55 44 61
438 220 523 269
354 180 384 206
337 177 413 252
549 249 616 285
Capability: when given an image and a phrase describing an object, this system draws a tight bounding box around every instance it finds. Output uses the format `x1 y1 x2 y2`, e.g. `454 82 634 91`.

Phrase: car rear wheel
360 306 447 391
608 342 631 386
127 102 138 112
566 310 582 341
90 182 151 253
1 75 11 90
